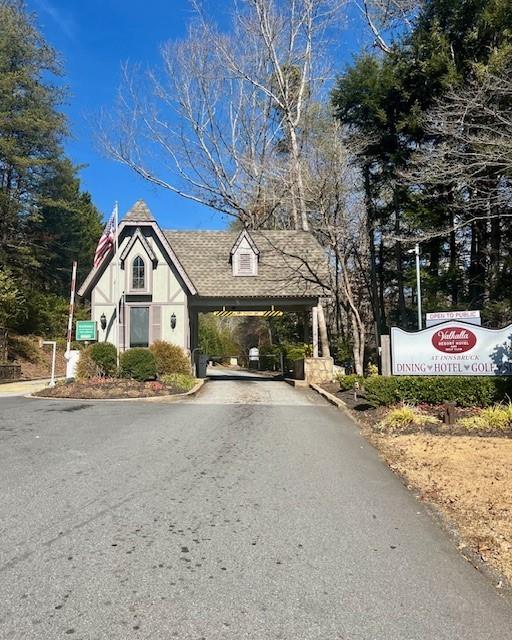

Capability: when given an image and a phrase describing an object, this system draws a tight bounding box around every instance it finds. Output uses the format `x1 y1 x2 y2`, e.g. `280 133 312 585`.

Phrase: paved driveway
1 369 511 639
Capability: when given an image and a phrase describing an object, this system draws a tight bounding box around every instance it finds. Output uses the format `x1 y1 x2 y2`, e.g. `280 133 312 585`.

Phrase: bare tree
304 116 370 373
101 1 343 229
101 0 346 357
356 0 421 53
408 66 512 210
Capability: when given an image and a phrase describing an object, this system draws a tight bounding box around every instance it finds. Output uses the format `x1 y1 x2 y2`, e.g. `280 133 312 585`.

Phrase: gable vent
235 250 257 276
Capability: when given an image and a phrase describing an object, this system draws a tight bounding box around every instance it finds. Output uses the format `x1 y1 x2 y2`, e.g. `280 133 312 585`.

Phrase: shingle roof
164 230 327 298
124 200 155 222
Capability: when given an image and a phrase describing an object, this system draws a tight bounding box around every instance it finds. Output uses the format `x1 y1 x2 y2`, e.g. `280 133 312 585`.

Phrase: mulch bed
319 381 512 438
35 378 189 399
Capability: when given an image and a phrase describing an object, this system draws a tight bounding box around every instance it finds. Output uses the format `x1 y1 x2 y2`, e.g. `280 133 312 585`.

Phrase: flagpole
114 201 120 369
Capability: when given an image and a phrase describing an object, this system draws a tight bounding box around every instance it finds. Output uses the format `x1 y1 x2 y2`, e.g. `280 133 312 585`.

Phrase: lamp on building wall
100 313 107 330
170 313 177 330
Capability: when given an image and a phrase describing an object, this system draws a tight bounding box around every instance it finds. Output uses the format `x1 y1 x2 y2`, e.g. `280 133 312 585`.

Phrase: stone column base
304 357 334 384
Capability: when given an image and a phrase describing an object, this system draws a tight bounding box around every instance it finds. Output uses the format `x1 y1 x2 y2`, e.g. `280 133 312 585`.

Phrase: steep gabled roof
165 230 327 298
124 199 154 222
78 202 197 297
230 228 260 258
120 228 157 265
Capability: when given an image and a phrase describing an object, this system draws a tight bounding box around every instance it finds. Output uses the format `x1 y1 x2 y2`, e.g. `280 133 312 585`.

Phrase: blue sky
28 0 368 229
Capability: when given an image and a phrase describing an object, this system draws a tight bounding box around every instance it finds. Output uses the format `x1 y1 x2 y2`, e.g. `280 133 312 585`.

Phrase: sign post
42 341 57 387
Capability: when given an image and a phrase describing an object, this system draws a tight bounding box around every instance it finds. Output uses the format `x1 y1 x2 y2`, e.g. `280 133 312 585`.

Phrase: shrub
7 335 42 363
161 372 196 393
120 348 157 381
457 404 512 432
89 342 117 377
283 342 312 360
366 362 379 377
364 377 400 405
336 373 363 391
376 405 440 434
364 376 511 408
76 346 98 380
149 340 191 376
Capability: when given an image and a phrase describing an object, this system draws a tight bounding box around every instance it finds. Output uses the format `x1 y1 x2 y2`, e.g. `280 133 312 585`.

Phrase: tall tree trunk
449 210 458 306
287 124 309 232
364 165 381 346
378 235 386 330
334 253 341 337
468 218 487 307
394 190 406 323
489 203 500 300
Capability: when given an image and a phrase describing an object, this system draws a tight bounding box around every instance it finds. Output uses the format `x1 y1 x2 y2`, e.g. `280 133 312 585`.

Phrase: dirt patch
320 381 377 412
6 335 66 380
34 378 190 399
373 434 512 586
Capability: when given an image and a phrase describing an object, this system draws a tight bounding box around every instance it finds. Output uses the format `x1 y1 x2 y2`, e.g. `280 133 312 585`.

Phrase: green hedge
364 376 512 408
161 373 196 392
89 342 117 377
337 373 364 391
120 348 157 381
149 340 191 376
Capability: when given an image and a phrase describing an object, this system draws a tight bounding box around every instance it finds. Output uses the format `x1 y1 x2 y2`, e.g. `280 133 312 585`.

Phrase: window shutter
118 299 126 352
151 305 162 343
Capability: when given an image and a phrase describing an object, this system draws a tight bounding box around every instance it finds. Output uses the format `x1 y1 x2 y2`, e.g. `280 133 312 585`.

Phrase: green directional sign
76 320 97 341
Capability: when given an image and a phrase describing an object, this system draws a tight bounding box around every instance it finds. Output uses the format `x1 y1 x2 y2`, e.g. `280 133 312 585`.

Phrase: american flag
93 208 116 268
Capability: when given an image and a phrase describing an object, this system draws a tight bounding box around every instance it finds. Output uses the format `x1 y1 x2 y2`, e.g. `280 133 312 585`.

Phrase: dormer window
230 229 259 277
132 256 145 289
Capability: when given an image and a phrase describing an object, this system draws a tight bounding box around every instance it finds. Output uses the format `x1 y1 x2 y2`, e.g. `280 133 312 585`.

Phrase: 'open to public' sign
431 327 477 354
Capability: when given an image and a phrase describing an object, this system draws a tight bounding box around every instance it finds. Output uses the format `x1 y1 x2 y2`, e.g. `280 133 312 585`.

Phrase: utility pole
408 243 422 330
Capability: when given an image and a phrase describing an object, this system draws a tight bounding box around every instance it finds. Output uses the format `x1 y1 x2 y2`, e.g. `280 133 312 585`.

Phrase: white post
312 306 319 358
66 261 77 354
43 341 56 387
113 201 120 368
415 243 422 330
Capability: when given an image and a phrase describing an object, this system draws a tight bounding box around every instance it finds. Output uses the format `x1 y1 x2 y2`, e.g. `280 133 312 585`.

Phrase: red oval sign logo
432 327 477 353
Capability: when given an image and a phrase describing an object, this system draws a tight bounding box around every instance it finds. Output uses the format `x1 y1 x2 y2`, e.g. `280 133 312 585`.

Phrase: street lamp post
408 242 422 330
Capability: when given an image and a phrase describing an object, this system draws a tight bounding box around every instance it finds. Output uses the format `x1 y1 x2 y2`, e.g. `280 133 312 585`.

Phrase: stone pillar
381 334 391 376
312 306 319 358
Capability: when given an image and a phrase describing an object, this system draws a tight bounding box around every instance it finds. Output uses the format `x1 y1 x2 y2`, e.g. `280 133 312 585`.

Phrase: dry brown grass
375 434 512 585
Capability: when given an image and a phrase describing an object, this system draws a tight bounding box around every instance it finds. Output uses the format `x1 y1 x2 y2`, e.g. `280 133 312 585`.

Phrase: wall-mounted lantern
100 313 107 330
170 313 177 330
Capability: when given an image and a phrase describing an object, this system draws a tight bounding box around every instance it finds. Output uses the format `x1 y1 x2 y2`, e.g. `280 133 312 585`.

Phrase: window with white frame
132 256 145 289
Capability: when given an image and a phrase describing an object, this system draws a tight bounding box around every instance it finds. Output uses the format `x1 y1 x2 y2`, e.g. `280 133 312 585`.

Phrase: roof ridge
124 199 155 222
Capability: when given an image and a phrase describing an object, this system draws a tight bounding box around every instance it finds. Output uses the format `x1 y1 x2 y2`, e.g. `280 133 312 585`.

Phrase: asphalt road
1 369 511 639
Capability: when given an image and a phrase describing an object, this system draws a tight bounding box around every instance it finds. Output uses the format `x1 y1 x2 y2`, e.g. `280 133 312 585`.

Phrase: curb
284 378 308 387
26 378 208 403
309 383 355 420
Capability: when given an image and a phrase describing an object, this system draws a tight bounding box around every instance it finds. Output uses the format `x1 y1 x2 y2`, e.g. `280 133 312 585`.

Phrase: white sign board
391 322 512 376
425 310 481 328
249 347 259 361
